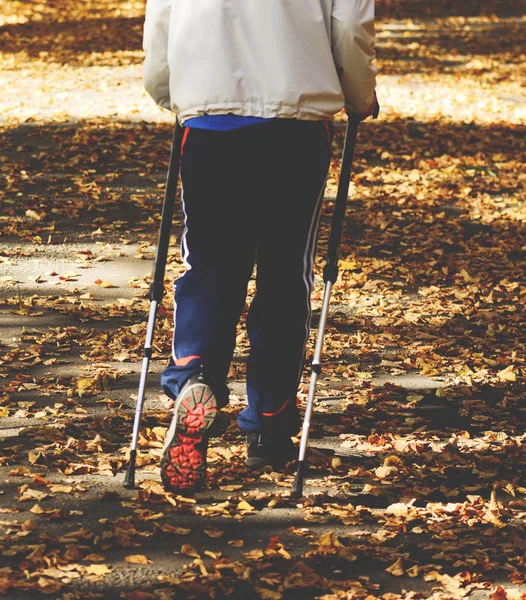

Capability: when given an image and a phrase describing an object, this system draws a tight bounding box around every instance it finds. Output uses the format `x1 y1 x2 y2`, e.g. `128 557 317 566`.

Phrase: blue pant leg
237 121 331 435
160 266 248 403
161 128 255 403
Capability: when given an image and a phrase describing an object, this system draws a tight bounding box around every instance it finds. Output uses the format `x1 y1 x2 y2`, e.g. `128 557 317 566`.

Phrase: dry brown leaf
385 503 409 517
125 554 150 565
49 484 74 494
85 564 112 576
94 279 118 288
204 527 224 539
385 558 405 576
180 544 200 558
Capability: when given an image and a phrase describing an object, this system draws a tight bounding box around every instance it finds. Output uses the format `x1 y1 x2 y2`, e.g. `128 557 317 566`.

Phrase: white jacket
143 0 377 122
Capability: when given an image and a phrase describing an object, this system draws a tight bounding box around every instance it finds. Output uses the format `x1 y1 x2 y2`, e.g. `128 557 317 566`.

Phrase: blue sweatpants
160 119 332 436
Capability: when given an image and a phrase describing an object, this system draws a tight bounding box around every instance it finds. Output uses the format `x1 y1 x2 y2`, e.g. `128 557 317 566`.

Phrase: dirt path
0 1 525 599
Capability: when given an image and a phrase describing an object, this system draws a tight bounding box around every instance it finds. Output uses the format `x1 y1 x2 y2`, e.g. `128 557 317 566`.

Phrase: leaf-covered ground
0 1 525 598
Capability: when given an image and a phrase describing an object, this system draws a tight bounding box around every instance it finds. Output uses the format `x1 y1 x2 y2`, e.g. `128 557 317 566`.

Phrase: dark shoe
245 432 297 470
160 374 217 494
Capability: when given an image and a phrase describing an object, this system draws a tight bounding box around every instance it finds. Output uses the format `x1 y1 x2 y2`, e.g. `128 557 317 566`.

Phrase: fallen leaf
25 209 42 221
125 554 150 565
85 564 112 576
386 558 405 576
94 279 118 288
204 527 224 539
180 544 200 558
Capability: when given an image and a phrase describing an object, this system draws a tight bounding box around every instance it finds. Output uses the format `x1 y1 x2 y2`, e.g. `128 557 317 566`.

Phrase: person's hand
359 92 379 120
343 92 380 121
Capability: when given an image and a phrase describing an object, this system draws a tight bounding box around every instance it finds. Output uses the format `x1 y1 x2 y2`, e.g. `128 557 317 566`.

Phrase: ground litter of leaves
0 0 525 599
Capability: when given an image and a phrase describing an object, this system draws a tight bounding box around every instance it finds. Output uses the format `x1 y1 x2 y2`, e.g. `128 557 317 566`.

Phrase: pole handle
150 120 184 302
324 114 360 284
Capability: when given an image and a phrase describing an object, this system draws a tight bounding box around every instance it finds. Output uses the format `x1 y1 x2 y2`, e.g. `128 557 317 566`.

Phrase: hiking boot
245 432 297 470
160 373 217 494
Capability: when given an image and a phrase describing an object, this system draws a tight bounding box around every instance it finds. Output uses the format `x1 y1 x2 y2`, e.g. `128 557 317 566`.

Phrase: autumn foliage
0 0 525 599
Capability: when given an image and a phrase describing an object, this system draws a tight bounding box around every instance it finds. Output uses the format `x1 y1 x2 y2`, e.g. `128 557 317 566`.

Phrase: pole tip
124 450 137 489
124 467 135 489
291 461 306 499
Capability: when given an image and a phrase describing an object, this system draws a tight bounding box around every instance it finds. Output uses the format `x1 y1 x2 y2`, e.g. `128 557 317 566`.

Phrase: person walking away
142 0 378 494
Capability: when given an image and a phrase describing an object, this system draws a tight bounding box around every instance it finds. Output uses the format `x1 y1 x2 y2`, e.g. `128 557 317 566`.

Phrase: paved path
0 3 525 599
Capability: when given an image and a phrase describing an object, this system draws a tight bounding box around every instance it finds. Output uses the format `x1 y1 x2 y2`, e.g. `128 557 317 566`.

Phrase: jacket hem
176 102 338 123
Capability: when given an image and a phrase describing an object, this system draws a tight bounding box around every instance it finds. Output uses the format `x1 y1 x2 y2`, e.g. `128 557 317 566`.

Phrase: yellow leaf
36 577 62 593
237 500 254 511
244 549 265 560
255 588 283 600
85 564 112 576
49 485 73 494
318 531 343 548
125 554 150 565
84 553 106 562
28 450 44 465
331 457 342 469
406 394 424 403
386 557 404 576
157 523 191 535
41 567 69 579
340 258 357 271
180 544 200 558
94 279 117 288
204 527 224 539
383 455 404 468
374 465 396 479
77 378 96 396
26 209 42 221
497 365 516 382
421 364 440 377
385 503 409 517
19 488 49 501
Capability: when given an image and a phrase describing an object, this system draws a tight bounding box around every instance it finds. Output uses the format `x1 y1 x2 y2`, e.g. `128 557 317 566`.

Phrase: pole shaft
129 301 158 450
151 122 184 302
293 115 362 498
297 280 332 462
125 120 184 489
323 115 360 284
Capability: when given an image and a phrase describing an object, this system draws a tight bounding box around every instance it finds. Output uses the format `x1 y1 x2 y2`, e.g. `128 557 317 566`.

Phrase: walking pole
124 120 184 489
292 113 361 498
